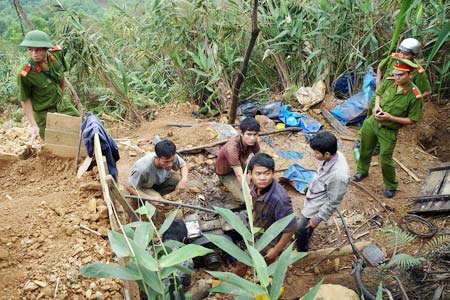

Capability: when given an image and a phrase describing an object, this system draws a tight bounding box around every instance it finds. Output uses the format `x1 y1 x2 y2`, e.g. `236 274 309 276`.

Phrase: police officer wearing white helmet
376 38 432 99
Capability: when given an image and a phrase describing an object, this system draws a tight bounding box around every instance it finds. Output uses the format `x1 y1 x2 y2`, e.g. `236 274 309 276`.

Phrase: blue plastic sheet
333 73 355 99
260 137 304 160
276 150 304 160
280 163 316 194
278 105 322 133
331 66 376 126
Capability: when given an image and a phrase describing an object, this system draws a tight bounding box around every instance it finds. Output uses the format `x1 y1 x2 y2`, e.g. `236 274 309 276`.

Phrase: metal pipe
125 195 216 214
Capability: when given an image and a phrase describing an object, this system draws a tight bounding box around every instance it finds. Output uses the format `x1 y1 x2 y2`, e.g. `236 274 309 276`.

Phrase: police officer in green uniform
353 58 423 198
376 38 431 98
17 30 79 139
366 38 432 156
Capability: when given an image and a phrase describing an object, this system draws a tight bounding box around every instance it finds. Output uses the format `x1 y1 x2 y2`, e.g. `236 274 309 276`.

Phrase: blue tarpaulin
260 137 304 160
278 105 322 133
331 66 376 126
279 163 316 194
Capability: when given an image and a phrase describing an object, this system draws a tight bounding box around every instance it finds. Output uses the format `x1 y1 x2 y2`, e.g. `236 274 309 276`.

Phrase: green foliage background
1 0 449 118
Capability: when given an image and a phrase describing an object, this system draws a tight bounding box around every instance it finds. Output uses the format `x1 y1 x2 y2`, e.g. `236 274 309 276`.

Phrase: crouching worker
296 132 350 252
125 139 188 207
235 153 296 276
215 117 260 205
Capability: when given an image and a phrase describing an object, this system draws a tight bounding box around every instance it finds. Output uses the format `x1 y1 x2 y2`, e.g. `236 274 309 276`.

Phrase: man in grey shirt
296 132 350 252
126 139 189 206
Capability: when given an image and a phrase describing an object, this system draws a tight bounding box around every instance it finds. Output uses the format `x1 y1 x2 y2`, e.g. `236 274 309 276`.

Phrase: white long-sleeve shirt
302 151 350 222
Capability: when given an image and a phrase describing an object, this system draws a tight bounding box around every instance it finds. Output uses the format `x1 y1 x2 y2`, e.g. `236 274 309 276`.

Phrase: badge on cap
393 58 418 72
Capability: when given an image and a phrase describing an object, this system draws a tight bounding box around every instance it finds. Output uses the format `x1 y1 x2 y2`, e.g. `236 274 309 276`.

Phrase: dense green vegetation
1 0 449 119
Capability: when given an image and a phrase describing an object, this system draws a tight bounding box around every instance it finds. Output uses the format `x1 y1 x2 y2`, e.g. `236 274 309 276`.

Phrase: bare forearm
180 165 188 181
374 95 381 108
422 91 431 98
376 68 383 90
274 230 295 252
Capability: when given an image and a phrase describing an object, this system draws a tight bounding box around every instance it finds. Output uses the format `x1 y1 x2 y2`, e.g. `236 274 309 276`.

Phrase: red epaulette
49 45 63 52
35 65 42 73
20 64 32 77
416 65 424 74
412 87 422 99
390 53 401 58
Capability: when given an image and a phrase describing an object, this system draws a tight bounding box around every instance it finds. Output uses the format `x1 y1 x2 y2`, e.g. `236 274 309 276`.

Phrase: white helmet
399 38 421 55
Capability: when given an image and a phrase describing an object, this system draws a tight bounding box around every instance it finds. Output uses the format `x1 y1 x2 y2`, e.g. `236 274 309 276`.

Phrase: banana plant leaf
133 222 154 248
108 229 132 258
254 213 295 251
248 245 269 288
159 244 214 268
207 271 266 295
203 233 253 267
214 207 252 242
158 209 179 236
80 263 141 280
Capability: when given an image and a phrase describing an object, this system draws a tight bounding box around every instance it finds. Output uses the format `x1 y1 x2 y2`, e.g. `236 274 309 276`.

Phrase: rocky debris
301 284 359 300
97 205 108 219
81 182 103 193
0 247 9 260
0 127 42 159
23 281 40 291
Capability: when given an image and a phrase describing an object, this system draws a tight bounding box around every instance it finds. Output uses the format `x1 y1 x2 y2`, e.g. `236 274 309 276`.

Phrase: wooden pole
296 241 372 265
93 133 132 300
178 127 304 154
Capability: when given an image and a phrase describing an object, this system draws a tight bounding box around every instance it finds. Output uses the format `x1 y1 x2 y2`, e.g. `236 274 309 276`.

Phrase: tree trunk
228 0 260 124
13 0 34 32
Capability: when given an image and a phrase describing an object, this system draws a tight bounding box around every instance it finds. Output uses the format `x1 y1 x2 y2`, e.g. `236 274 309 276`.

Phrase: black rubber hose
401 214 437 238
336 208 377 300
354 259 376 300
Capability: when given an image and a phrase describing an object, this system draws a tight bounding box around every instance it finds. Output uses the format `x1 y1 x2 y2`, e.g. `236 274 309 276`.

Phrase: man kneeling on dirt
296 132 350 252
126 139 188 206
235 153 296 276
215 117 260 205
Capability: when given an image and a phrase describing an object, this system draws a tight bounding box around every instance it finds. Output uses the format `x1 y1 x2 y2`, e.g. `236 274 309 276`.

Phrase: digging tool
125 195 216 213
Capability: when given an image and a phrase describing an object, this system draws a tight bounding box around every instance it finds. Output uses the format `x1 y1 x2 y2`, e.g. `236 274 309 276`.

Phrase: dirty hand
305 220 317 229
374 111 392 121
176 178 187 194
29 125 40 140
264 247 280 263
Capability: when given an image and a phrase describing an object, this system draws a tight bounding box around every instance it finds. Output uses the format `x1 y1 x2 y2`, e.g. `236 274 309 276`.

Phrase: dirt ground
0 101 449 300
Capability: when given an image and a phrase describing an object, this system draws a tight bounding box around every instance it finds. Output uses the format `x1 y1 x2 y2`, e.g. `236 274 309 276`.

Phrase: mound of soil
0 157 123 300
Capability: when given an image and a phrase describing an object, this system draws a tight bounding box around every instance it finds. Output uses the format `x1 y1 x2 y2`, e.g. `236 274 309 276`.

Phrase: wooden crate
410 163 450 214
43 113 87 158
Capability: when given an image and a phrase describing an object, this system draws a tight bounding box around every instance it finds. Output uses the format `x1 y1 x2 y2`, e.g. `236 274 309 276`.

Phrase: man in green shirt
17 30 79 139
367 38 431 156
353 58 424 198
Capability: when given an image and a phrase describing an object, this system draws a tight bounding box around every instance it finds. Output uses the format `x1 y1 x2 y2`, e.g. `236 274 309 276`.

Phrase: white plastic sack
296 80 326 111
